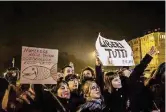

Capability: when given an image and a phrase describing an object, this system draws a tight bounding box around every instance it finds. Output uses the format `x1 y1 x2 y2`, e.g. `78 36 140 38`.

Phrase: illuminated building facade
128 32 165 69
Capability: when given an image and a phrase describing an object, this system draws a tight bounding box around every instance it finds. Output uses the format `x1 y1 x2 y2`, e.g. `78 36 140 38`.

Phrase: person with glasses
65 74 85 112
77 81 106 112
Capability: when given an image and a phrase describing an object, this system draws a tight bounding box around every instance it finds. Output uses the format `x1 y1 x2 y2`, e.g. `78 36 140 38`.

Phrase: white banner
20 46 58 84
95 33 135 66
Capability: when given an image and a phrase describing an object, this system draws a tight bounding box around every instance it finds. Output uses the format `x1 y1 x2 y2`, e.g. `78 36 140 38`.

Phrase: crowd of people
0 46 165 112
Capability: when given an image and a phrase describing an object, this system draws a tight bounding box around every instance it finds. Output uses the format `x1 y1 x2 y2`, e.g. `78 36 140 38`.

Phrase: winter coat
77 99 106 112
148 79 165 112
69 91 85 112
128 54 154 112
103 88 128 112
95 65 128 112
34 84 70 112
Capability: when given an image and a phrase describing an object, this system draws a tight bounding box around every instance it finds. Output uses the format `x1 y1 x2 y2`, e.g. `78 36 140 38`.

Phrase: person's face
89 82 101 99
83 70 93 79
57 83 70 99
64 67 73 78
111 76 122 89
123 69 131 78
68 78 79 92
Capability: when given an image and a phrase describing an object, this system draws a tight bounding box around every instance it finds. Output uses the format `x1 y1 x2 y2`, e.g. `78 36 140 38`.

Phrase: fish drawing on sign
22 64 57 80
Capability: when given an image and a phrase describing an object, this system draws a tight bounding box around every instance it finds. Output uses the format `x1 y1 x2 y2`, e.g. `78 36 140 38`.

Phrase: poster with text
96 33 135 66
20 46 59 84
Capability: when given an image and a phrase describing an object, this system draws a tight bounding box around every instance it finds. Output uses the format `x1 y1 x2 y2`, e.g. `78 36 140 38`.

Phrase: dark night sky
0 1 165 69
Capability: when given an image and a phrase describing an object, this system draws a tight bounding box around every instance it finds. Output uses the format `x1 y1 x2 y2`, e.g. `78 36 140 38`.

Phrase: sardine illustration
22 64 57 80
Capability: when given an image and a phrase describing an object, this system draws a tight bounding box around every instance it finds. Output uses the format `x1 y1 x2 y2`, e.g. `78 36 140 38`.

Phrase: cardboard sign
20 46 58 84
95 33 135 66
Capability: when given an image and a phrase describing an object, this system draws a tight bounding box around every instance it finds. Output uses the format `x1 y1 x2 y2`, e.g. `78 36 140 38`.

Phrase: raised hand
95 50 102 66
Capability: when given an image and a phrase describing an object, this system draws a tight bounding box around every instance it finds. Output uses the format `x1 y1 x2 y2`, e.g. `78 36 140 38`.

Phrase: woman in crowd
104 71 128 112
65 74 85 112
77 80 106 112
128 46 158 112
95 46 158 112
39 79 71 112
146 62 165 112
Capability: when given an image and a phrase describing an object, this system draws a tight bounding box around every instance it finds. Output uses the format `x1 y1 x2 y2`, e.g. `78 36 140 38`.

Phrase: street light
89 51 96 60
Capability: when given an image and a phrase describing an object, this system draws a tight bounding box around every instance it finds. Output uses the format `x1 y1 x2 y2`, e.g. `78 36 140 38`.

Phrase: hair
61 65 72 73
154 62 165 83
122 66 130 70
81 66 95 82
81 80 98 101
104 71 119 93
145 62 165 86
54 78 69 94
65 74 78 82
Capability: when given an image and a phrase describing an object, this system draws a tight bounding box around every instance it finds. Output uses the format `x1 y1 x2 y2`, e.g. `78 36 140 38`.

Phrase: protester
104 71 128 112
77 80 106 112
65 74 79 92
55 79 71 112
81 67 95 84
95 57 128 112
95 46 159 112
128 46 158 112
37 79 70 112
62 65 73 78
65 74 85 112
146 62 165 112
0 42 164 112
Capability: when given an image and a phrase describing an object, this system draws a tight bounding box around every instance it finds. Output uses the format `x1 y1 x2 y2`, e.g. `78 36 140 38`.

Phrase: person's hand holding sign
95 50 102 66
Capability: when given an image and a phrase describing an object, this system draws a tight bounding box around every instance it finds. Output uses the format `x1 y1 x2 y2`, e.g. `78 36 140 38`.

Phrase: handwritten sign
95 33 135 66
20 46 58 84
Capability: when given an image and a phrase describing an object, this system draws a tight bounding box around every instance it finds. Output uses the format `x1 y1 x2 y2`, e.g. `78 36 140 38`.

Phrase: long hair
53 78 69 95
154 62 165 84
81 81 100 101
104 71 119 93
145 62 165 86
78 81 105 112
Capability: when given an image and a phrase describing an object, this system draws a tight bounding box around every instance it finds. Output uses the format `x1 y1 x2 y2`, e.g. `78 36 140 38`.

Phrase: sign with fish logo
20 46 58 84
